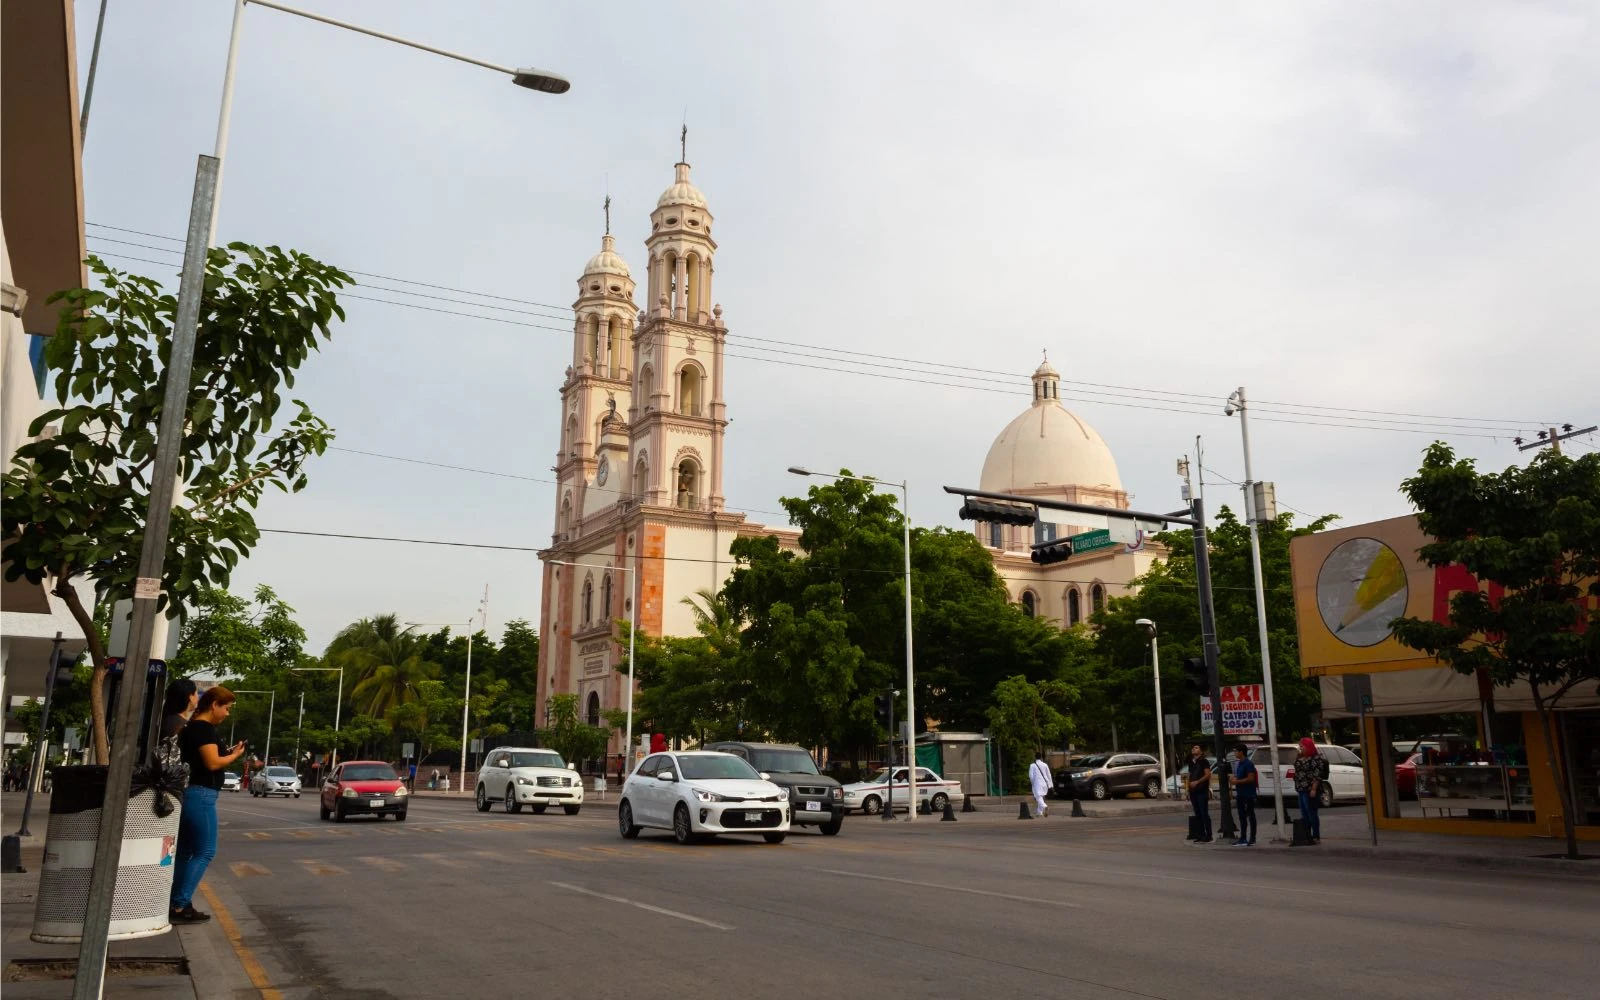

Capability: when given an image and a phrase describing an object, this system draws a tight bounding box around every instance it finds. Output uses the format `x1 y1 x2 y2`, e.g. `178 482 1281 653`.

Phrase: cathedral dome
979 360 1122 493
657 162 707 209
583 234 630 278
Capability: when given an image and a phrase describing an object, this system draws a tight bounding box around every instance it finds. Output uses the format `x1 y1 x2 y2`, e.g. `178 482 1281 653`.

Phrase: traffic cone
941 801 957 821
1071 797 1085 817
961 795 977 813
918 799 931 816
1018 800 1033 820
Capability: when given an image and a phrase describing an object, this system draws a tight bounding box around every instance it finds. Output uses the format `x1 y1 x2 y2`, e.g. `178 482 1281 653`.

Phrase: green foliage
170 583 306 679
326 614 439 719
1390 443 1600 859
0 248 348 762
385 679 461 759
985 675 1076 792
538 692 610 766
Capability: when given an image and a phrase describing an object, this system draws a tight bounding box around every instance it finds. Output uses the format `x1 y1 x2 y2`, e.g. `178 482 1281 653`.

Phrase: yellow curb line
198 880 283 1000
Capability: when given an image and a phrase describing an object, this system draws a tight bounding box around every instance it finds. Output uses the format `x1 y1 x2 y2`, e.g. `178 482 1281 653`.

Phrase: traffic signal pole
1188 497 1235 839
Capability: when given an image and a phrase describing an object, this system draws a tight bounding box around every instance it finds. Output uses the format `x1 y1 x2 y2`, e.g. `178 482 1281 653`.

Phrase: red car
319 760 409 822
1395 753 1423 799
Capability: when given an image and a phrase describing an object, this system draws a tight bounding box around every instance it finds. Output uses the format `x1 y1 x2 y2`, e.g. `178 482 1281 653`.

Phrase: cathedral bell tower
628 149 728 513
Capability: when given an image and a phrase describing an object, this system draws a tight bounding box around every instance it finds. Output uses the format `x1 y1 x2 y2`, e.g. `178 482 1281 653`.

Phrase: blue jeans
1296 788 1321 840
171 786 219 910
1189 789 1212 840
1236 794 1257 843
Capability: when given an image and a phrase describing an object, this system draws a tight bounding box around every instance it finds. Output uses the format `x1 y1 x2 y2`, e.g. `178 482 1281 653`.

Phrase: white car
1249 743 1365 807
249 765 302 798
221 771 241 793
840 766 964 816
475 747 585 815
617 751 791 845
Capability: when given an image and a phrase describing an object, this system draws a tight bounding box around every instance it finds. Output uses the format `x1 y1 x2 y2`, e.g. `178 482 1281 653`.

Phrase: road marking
485 821 524 831
1062 864 1354 896
244 832 272 841
298 859 347 877
529 847 598 861
417 852 468 869
581 846 634 857
284 830 313 839
198 881 284 1000
358 856 406 873
550 882 733 929
228 861 271 878
817 869 1082 909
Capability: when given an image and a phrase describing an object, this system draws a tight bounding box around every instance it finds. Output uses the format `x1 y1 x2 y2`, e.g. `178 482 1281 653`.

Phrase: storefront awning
1320 669 1600 719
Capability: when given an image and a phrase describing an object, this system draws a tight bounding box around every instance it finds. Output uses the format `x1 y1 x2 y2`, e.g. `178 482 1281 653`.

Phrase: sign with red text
1200 684 1266 736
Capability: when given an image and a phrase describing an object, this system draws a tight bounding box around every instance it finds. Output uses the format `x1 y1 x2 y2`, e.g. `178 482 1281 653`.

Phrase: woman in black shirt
170 685 245 923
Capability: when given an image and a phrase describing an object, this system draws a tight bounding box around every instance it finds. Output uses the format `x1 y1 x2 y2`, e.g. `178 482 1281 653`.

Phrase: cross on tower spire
603 194 611 236
680 123 687 163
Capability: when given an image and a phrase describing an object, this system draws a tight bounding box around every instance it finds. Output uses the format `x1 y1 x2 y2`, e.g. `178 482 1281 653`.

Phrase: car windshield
342 765 398 781
677 755 761 781
265 767 296 777
1075 755 1113 769
510 752 565 769
748 748 819 774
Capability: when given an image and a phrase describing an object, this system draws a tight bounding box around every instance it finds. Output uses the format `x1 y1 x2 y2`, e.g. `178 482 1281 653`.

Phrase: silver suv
1058 753 1164 801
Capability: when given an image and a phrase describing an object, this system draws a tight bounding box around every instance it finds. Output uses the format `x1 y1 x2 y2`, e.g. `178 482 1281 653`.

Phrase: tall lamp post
290 666 343 772
547 560 637 780
404 613 480 794
789 466 918 820
1225 387 1287 832
231 689 276 764
72 3 568 995
1135 619 1169 797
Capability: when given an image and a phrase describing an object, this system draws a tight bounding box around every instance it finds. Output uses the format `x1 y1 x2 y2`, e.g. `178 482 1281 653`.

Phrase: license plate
745 811 763 822
804 801 821 811
370 799 384 807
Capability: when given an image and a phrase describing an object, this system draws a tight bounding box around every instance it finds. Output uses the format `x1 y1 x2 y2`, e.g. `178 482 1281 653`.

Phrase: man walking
1028 752 1053 818
1231 743 1258 846
1186 744 1213 843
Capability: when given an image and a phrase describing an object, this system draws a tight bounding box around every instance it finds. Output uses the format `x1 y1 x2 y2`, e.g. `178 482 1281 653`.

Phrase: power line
1199 465 1321 522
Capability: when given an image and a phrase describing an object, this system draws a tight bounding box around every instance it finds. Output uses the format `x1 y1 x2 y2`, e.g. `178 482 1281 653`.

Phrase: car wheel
1091 779 1110 801
930 793 949 812
294 793 300 799
819 816 842 836
334 802 345 823
504 785 521 813
563 805 581 816
618 800 640 839
475 784 490 812
763 832 786 845
319 803 330 821
861 794 882 816
1319 784 1335 809
672 803 695 845
1144 777 1161 799
395 811 407 822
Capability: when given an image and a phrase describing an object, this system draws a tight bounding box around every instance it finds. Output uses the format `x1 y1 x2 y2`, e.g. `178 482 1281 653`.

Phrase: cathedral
535 157 1158 763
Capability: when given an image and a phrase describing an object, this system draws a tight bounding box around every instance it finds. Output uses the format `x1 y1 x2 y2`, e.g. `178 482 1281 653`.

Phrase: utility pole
1189 496 1236 840
1516 423 1596 455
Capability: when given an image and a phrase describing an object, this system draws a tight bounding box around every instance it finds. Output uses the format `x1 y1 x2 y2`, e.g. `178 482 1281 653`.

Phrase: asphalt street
205 791 1597 1000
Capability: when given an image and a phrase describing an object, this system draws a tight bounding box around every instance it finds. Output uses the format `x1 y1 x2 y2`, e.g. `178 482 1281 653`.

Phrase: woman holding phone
170 685 246 923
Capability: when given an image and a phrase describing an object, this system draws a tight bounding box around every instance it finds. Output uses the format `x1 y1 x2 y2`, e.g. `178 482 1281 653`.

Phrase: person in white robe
1028 752 1053 817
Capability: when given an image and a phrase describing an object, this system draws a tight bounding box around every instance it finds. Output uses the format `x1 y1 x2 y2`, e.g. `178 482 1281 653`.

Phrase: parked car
319 760 409 822
703 741 844 835
221 771 241 793
474 747 585 816
1050 754 1098 798
1395 752 1423 799
249 765 301 798
1058 753 1164 801
1251 743 1365 807
617 751 790 845
1166 755 1218 798
839 766 964 815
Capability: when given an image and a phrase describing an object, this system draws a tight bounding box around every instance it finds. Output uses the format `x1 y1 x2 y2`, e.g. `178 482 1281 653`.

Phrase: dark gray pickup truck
703 741 844 835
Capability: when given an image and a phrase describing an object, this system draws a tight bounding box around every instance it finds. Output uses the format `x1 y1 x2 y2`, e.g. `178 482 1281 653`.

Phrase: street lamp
231 689 276 764
404 618 477 794
1134 619 1170 797
546 560 637 782
789 466 918 820
290 666 343 772
1224 387 1287 832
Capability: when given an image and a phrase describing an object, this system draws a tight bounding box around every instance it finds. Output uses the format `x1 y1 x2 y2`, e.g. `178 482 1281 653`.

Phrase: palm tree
325 614 439 719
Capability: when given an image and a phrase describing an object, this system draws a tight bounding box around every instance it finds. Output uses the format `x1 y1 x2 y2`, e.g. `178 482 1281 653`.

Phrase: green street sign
1068 528 1115 554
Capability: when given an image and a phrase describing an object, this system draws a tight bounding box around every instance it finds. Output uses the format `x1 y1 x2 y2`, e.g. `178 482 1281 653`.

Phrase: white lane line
549 882 734 930
817 869 1081 909
1062 864 1354 897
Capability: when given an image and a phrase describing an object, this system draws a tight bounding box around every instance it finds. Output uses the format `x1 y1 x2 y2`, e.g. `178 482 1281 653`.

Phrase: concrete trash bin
32 764 185 943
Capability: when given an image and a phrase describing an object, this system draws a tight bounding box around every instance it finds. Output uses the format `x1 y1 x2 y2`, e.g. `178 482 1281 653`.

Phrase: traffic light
1182 656 1212 698
874 693 892 722
958 498 1037 526
1030 539 1074 565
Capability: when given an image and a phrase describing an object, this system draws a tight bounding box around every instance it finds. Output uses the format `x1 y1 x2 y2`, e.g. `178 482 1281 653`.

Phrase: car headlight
694 788 727 803
844 790 858 798
831 787 843 800
517 776 536 786
393 786 408 796
776 786 791 800
341 787 357 798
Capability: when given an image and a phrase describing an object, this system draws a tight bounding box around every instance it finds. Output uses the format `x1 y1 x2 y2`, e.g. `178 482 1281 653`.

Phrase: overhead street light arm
944 485 1200 529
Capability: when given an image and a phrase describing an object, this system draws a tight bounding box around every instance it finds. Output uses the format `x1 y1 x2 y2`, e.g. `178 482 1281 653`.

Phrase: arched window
686 252 702 318
586 691 600 728
1067 589 1081 626
581 579 594 624
633 455 648 500
601 574 613 619
587 314 601 367
664 251 679 313
677 363 703 416
1021 591 1036 617
675 459 701 510
1091 583 1106 614
560 496 572 536
606 316 624 378
988 522 1002 548
639 365 655 410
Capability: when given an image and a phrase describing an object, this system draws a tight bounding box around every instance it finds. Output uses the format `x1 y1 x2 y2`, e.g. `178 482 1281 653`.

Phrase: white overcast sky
74 1 1599 650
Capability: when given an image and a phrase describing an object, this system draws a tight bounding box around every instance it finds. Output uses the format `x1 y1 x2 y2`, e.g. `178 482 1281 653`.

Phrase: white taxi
840 766 964 816
474 747 585 815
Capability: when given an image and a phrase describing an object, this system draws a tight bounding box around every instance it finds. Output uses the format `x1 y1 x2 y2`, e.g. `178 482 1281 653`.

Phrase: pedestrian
1028 752 1052 817
1185 744 1213 843
170 685 246 924
1293 737 1328 844
409 762 417 790
1231 743 1258 846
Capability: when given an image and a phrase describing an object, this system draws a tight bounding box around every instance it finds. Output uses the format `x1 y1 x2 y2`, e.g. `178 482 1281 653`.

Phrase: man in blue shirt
1232 743 1258 846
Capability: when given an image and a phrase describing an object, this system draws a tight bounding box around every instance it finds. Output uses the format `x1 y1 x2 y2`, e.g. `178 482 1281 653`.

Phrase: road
205 791 1595 1000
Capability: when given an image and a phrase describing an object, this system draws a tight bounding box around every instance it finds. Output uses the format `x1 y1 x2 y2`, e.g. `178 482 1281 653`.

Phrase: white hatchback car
618 751 791 845
475 747 585 815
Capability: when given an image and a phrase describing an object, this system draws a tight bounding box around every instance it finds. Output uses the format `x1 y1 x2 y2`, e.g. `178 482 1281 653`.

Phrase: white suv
475 747 585 815
1249 743 1365 807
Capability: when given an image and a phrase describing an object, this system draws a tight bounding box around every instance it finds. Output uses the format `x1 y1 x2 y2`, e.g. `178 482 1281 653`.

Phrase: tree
539 692 610 768
169 583 306 680
1 249 348 763
986 675 1076 792
385 679 460 761
495 619 539 730
1390 444 1600 860
325 614 438 719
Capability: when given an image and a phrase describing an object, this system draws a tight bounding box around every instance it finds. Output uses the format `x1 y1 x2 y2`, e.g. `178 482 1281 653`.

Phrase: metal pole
1149 631 1168 799
459 627 472 794
78 0 111 142
625 564 636 784
209 0 247 245
331 667 342 772
1234 387 1287 833
294 690 304 765
265 691 275 762
246 0 525 78
14 634 65 839
885 691 895 821
72 154 218 1000
1189 496 1236 840
901 480 917 821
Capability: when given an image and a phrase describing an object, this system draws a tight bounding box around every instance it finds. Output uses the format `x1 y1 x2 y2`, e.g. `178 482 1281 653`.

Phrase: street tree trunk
55 573 110 765
1530 682 1580 860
